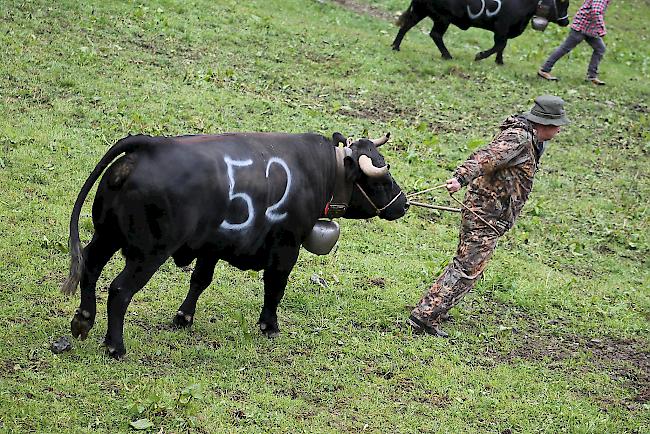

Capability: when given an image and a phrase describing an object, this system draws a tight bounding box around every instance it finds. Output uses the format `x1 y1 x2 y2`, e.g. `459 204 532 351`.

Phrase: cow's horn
371 132 390 147
359 155 389 177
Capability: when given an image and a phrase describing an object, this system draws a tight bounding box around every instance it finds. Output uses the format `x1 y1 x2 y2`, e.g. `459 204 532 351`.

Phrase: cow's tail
396 10 407 27
61 135 149 296
396 2 415 27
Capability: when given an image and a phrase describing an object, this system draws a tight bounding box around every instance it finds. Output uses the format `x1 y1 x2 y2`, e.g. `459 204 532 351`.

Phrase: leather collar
323 146 353 218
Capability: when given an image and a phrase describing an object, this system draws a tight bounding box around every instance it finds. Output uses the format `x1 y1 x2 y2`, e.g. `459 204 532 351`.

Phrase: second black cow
61 132 408 358
392 0 570 64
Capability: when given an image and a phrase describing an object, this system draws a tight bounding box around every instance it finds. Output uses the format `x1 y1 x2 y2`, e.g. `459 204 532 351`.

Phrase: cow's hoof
442 54 453 60
105 345 126 359
262 329 280 339
102 338 126 359
474 53 484 61
258 321 280 338
70 309 94 340
172 311 194 328
392 45 400 51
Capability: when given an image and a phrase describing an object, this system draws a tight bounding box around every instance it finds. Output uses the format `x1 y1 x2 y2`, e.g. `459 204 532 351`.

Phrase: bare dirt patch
338 98 412 123
329 0 397 22
461 296 650 407
629 102 648 113
500 331 649 406
336 93 451 128
445 66 472 80
1 360 19 378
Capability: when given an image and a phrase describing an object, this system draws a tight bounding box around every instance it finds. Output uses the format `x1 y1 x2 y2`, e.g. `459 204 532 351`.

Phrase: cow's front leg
495 49 505 65
71 234 118 340
173 255 218 328
430 20 452 59
258 269 291 338
475 35 507 64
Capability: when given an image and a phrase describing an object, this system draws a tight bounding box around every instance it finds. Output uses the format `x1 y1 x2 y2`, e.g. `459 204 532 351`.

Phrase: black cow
61 132 408 358
391 0 570 64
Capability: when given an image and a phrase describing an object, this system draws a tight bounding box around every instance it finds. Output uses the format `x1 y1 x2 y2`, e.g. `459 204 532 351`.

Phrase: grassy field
1 0 648 432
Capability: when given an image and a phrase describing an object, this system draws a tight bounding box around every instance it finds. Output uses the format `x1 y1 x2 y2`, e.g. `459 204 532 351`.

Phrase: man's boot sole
407 315 449 338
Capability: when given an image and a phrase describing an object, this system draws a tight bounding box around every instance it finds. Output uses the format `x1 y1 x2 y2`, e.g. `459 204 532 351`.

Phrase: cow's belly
220 250 269 271
177 218 307 272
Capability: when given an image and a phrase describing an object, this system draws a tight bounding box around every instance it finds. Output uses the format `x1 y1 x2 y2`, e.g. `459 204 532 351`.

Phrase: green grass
1 0 648 432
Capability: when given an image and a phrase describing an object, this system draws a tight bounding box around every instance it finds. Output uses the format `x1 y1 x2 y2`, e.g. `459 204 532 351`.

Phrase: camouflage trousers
411 213 505 326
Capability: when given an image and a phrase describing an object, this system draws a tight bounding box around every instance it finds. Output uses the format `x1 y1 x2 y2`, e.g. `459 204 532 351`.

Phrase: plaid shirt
571 0 610 37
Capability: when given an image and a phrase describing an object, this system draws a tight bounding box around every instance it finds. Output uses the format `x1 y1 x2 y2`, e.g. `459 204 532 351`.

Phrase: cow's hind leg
173 255 219 328
104 254 166 358
430 20 452 59
71 233 119 340
475 34 508 64
391 4 427 50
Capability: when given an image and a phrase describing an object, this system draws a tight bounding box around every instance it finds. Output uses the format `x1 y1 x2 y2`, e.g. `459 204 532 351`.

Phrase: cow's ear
343 155 361 181
332 132 347 146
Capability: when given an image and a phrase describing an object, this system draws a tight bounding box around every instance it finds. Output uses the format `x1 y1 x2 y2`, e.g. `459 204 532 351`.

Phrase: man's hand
446 177 461 193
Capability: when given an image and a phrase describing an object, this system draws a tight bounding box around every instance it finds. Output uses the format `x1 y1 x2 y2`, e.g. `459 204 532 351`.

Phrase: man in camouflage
408 95 569 337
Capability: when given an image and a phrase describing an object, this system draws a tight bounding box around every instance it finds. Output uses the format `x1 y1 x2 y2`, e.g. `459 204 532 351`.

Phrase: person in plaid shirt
538 0 611 85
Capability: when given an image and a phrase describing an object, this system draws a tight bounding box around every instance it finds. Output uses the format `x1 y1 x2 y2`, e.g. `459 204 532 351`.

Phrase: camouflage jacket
453 116 544 232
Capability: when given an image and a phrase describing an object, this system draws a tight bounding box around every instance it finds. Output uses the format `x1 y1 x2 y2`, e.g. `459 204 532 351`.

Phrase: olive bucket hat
523 95 569 126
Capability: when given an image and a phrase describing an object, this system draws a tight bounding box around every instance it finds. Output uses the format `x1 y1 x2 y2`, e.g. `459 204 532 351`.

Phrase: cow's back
417 0 537 32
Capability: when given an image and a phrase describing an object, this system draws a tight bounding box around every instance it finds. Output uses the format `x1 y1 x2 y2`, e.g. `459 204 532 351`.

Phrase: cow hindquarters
104 254 167 358
70 233 119 341
173 255 219 328
392 2 427 50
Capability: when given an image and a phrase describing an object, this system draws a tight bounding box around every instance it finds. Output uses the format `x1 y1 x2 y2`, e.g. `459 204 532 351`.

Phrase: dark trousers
541 29 606 78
